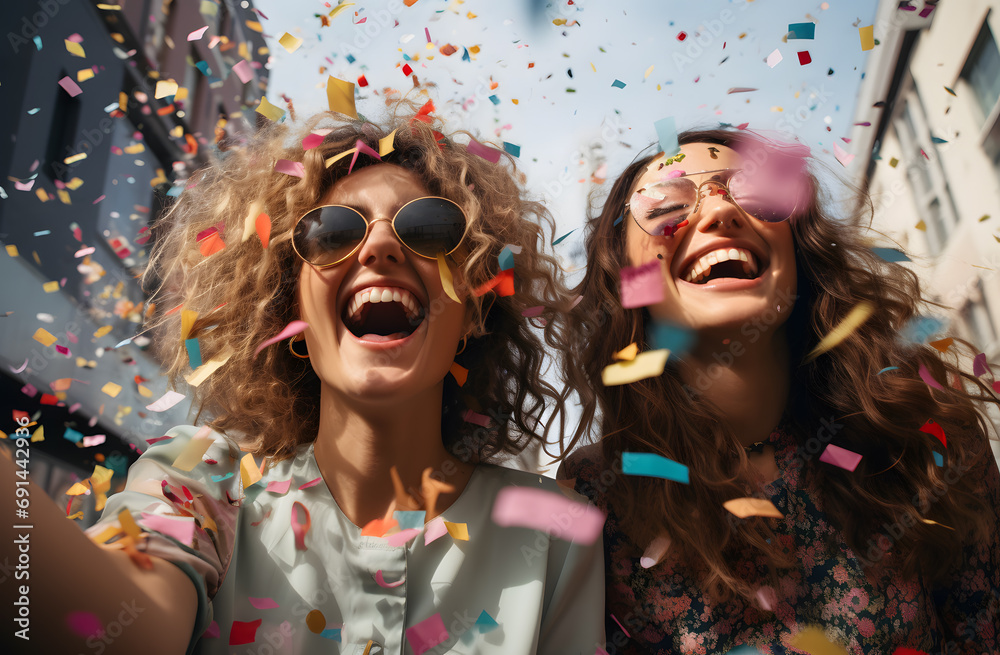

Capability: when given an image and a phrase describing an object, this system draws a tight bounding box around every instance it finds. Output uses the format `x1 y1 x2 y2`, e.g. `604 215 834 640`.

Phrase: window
961 19 1000 122
960 279 999 352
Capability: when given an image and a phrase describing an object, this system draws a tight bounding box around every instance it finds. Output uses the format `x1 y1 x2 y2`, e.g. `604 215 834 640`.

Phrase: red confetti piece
919 419 947 448
797 51 812 65
357 74 368 87
402 63 413 76
229 618 262 645
677 31 687 41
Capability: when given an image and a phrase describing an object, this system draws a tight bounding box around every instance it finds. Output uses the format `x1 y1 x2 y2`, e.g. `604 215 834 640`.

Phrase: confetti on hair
254 320 308 357
919 419 947 447
347 139 382 174
804 302 873 362
877 366 899 375
819 444 863 471
640 534 671 568
917 363 944 391
613 342 638 362
723 497 784 519
449 362 468 386
972 352 991 377
622 451 688 483
274 159 305 178
602 350 670 386
467 137 502 163
436 253 460 302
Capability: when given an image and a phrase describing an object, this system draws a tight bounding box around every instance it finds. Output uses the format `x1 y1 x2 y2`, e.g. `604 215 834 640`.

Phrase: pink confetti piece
423 516 448 545
14 179 34 191
766 49 783 67
232 59 253 83
56 345 70 356
620 260 664 309
918 363 944 390
138 512 195 545
145 435 174 445
425 27 432 43
254 320 308 357
145 390 186 412
375 570 406 588
66 610 102 637
274 159 305 178
521 306 545 317
248 596 280 609
74 246 95 257
66 33 83 43
302 132 325 150
610 613 631 637
10 359 27 374
265 479 291 495
973 352 991 377
298 476 323 490
92 194 105 204
467 138 502 163
58 76 82 97
461 409 491 427
756 586 777 611
833 142 855 167
204 621 220 638
819 443 863 471
187 26 209 41
386 528 421 547
347 139 382 175
21 383 38 397
291 501 310 550
82 435 106 447
406 613 449 655
491 487 605 544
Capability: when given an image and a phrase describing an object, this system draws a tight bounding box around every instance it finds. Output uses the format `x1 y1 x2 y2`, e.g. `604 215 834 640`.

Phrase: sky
252 0 879 267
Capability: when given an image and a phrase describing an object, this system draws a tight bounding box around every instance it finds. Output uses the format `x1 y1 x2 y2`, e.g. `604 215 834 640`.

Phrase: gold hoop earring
288 335 310 359
455 334 468 356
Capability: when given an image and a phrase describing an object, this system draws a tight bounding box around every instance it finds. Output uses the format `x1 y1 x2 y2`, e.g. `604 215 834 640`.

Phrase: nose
693 182 744 232
356 217 405 266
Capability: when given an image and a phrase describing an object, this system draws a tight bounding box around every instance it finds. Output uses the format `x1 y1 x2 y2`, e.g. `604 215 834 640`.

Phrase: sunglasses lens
393 197 467 257
631 179 697 235
293 206 368 266
728 171 797 223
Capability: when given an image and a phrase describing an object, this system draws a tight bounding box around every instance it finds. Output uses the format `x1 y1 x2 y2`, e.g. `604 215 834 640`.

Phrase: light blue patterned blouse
85 425 605 654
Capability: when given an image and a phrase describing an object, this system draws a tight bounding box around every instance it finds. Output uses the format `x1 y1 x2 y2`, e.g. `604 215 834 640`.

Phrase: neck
312 382 475 528
679 327 790 448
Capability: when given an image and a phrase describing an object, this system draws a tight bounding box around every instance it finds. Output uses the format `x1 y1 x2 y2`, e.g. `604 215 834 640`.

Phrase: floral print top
563 424 1000 655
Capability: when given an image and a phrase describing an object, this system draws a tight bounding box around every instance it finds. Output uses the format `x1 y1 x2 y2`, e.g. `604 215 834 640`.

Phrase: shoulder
560 442 607 485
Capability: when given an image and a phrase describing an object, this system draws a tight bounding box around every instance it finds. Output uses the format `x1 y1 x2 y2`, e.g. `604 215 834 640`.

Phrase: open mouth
680 247 765 285
343 286 426 341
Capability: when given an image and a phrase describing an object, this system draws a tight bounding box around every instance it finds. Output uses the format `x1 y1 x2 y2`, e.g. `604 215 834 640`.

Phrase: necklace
743 440 768 455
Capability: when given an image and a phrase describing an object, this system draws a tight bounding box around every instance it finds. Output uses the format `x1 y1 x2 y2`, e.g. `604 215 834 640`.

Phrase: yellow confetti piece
326 75 357 118
185 347 234 387
64 152 87 164
117 509 143 541
65 39 86 57
171 435 214 471
255 96 285 122
444 521 469 541
590 62 596 72
788 626 848 655
43 281 60 293
914 219 927 231
325 147 357 168
101 382 122 398
245 20 263 32
31 426 44 442
123 143 145 154
66 481 90 495
241 199 264 242
436 252 460 303
33 328 57 347
644 65 654 79
77 68 95 82
67 511 85 520
888 157 899 168
180 309 198 340
804 302 873 362
921 518 955 530
601 349 670 386
279 32 304 53
613 342 638 361
723 497 784 519
329 2 354 18
858 25 875 51
154 79 178 99
137 384 153 398
240 452 263 488
379 129 397 156
65 177 84 190
89 525 122 544
929 338 953 353
96 4 122 9
94 325 113 338
6 245 18 257
57 189 71 205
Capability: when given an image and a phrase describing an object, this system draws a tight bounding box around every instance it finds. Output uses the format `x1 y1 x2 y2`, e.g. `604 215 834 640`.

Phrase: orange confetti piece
255 213 271 248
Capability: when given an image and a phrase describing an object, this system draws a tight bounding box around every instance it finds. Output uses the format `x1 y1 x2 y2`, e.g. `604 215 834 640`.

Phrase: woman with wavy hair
558 128 1000 654
8 106 604 653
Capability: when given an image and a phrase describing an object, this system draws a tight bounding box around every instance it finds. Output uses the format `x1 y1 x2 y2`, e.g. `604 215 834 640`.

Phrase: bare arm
0 446 198 654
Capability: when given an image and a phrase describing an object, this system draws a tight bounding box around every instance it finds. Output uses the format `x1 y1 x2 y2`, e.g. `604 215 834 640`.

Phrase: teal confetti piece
503 142 520 158
33 230 51 236
489 94 500 105
498 245 517 270
64 427 84 443
319 628 341 641
167 185 184 197
27 107 40 115
930 136 948 144
787 22 816 39
932 451 944 467
653 116 680 156
622 452 689 484
346 54 355 63
900 315 946 344
394 510 425 530
185 337 202 369
114 337 133 349
611 79 626 88
647 321 695 356
33 36 42 50
871 247 910 262
211 472 234 482
613 214 625 226
462 47 470 62
552 229 576 245
877 366 899 375
475 610 499 633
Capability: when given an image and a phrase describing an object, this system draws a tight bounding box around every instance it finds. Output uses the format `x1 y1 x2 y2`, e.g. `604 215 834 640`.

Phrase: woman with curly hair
8 105 604 653
558 128 1000 654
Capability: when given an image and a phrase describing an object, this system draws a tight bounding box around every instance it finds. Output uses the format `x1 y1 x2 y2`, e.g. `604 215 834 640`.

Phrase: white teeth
392 290 402 303
681 247 760 284
728 248 740 261
380 289 392 303
347 286 422 322
361 290 371 305
706 252 719 266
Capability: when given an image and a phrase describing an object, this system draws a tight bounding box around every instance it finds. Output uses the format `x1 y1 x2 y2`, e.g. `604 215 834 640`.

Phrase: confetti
917 363 944 391
819 444 863 471
723 497 784 519
491 487 605 544
232 59 253 83
766 49 783 68
187 26 209 41
467 138 502 163
833 142 854 167
326 75 357 118
640 534 671 568
146 390 186 412
444 521 469 540
859 25 875 51
256 96 285 122
100 381 122 397
248 597 279 609
241 453 263 489
919 419 947 447
475 610 499 632
973 352 991 377
788 626 848 655
154 80 178 99
653 116 680 156
622 452 689 483
278 32 303 53
375 570 405 588
406 613 449 655
59 76 83 96
601 349 670 385
265 479 291 494
797 51 812 65
436 253 460 302
274 159 305 178
871 247 910 262
620 260 664 308
171 434 214 471
229 619 262 646
613 343 638 362
787 22 816 39
804 302 873 362
140 513 196 546
64 39 86 57
185 348 234 386
32 328 57 347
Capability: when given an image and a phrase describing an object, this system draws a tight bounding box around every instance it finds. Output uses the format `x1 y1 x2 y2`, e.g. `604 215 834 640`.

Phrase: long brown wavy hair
559 127 1000 602
141 101 571 465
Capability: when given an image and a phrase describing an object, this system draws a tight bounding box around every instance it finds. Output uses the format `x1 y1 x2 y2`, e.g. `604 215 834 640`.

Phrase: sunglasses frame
292 195 470 269
625 167 797 235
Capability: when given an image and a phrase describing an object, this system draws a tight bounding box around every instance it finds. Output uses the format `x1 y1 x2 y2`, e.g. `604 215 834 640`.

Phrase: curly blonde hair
142 102 571 464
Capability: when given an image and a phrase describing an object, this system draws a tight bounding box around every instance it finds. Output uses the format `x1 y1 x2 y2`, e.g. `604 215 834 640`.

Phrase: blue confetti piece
552 229 576 246
33 230 51 237
787 22 816 39
900 315 947 344
393 510 425 530
27 107 40 115
114 337 133 349
185 337 202 369
622 452 689 484
211 472 234 482
647 321 695 356
653 116 680 157
346 54 356 63
930 136 948 144
933 451 944 467
488 94 500 105
319 628 341 641
166 185 184 197
503 142 520 158
462 47 471 62
475 610 499 633
33 36 42 50
613 214 625 226
611 79 626 88
871 247 910 262
877 366 899 375
195 60 212 76
64 427 84 443
498 246 516 271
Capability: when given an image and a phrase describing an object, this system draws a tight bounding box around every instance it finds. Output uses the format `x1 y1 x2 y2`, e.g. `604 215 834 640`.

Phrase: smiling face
297 164 470 402
624 142 798 341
